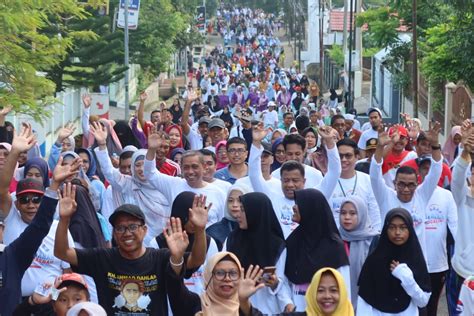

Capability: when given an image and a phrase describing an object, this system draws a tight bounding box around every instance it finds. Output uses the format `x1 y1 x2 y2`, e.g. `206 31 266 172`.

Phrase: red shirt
382 150 410 174
402 159 452 187
156 158 180 177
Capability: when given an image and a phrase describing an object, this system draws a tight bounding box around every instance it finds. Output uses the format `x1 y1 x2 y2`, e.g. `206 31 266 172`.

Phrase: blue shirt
214 165 248 185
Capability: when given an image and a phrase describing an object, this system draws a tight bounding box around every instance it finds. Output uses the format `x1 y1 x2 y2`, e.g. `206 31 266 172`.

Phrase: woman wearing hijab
216 140 229 170
328 89 339 109
286 189 350 311
338 196 378 308
271 129 287 144
170 148 185 168
170 99 183 124
167 251 266 316
225 192 294 314
207 183 252 250
83 119 122 157
442 125 462 165
165 124 184 159
271 137 286 172
291 267 354 316
93 146 170 245
150 191 218 295
357 208 431 315
302 127 319 167
113 120 141 148
23 157 50 189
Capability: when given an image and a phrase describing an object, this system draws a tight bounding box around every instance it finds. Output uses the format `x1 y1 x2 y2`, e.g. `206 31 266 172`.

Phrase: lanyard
338 172 358 197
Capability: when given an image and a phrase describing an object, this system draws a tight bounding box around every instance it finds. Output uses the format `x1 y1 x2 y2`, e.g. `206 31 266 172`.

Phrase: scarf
69 184 107 248
165 124 184 159
113 120 141 148
286 189 349 284
271 137 284 172
226 192 285 269
129 150 170 232
442 125 462 165
23 157 50 189
224 183 252 221
306 267 354 316
75 148 97 180
199 252 241 316
85 119 122 157
358 208 431 313
215 140 229 170
338 196 378 307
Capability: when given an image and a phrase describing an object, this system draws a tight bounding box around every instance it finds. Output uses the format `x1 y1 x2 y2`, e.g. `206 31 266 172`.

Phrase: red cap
56 273 88 289
389 126 408 138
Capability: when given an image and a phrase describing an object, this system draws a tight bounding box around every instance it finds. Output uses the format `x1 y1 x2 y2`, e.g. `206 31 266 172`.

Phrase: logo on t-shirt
109 272 155 314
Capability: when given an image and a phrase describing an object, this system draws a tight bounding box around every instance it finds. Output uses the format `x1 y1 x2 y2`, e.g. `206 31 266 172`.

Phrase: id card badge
34 282 52 297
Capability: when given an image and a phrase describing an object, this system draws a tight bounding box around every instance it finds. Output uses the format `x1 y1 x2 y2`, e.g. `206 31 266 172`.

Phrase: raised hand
11 123 37 153
187 89 198 102
89 121 107 146
461 119 472 146
189 194 211 232
406 120 420 140
82 94 92 109
0 105 12 117
425 120 442 145
147 124 166 150
139 91 148 103
238 265 265 301
58 182 77 219
57 122 76 143
164 217 189 262
377 125 392 147
252 122 268 144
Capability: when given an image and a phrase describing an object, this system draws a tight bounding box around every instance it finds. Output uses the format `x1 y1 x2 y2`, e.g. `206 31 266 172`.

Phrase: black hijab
285 189 349 284
156 191 211 277
113 120 140 148
226 192 285 270
69 184 107 248
358 208 431 313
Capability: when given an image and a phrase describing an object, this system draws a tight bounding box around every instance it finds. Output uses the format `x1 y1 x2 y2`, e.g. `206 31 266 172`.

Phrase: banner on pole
118 0 140 30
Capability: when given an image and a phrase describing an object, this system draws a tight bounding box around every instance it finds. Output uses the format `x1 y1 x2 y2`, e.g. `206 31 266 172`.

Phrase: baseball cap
366 138 378 150
344 114 355 121
198 116 211 125
109 204 146 226
388 125 408 138
66 302 106 316
208 118 226 129
16 178 45 196
262 142 273 156
367 107 383 117
56 273 88 289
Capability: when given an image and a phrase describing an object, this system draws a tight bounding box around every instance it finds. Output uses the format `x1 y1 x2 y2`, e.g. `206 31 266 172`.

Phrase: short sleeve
74 248 104 277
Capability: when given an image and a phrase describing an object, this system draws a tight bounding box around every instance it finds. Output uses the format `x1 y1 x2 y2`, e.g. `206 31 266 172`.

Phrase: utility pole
412 0 418 117
348 0 353 109
124 0 130 120
319 0 324 88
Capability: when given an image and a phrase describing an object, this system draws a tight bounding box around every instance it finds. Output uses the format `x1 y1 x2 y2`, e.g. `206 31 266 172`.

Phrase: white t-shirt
208 178 232 197
425 187 458 273
329 171 382 231
21 220 74 296
358 128 379 150
262 110 278 127
235 175 282 198
144 158 227 226
370 158 442 259
3 204 28 246
184 128 204 150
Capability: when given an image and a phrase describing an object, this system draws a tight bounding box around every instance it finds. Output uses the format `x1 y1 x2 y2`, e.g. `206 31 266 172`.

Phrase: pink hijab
83 119 122 156
215 140 229 170
442 125 461 165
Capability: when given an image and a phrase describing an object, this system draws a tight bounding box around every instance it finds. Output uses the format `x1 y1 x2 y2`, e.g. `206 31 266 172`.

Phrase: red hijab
165 124 183 159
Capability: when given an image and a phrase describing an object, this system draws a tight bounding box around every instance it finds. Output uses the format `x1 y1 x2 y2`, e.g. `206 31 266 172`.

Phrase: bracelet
170 257 184 267
29 295 38 306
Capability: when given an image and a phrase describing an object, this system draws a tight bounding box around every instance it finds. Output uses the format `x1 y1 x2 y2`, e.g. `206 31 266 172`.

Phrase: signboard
118 0 140 30
90 93 110 119
345 50 360 72
196 6 206 32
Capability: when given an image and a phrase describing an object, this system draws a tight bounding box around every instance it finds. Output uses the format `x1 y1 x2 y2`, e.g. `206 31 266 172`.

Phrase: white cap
344 114 355 121
66 302 106 316
268 101 276 107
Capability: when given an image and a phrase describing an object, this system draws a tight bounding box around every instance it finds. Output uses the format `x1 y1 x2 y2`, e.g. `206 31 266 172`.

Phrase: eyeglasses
114 223 144 234
227 148 247 155
395 182 418 190
212 269 240 281
275 149 285 155
18 196 42 205
339 153 355 160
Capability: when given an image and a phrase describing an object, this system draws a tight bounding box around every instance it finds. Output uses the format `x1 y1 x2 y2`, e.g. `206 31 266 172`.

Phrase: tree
0 0 104 119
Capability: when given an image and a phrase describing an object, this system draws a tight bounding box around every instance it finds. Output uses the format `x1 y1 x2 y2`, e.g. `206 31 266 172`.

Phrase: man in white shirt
251 123 341 237
358 107 383 157
370 122 443 259
329 138 381 231
417 156 458 315
181 91 210 150
262 101 279 129
145 130 226 226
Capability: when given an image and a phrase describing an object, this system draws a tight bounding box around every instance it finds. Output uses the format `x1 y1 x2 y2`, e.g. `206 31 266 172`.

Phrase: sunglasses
18 195 42 205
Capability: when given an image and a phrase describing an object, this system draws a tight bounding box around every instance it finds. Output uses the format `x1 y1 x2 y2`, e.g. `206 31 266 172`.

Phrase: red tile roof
329 10 407 32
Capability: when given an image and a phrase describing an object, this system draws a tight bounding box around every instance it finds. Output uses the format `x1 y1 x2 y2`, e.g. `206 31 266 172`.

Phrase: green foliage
356 7 400 48
328 45 344 67
0 0 104 119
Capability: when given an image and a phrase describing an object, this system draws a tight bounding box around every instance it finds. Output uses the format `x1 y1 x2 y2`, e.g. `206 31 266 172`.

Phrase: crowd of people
1 4 474 316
